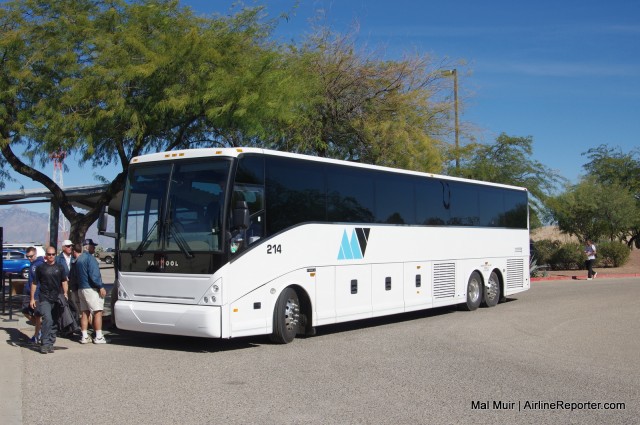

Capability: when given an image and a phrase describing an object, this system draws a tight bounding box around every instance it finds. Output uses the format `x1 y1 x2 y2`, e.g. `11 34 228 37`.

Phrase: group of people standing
22 238 108 354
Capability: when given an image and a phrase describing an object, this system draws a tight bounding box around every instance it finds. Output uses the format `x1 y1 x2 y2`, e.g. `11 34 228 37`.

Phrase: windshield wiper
167 220 195 259
133 220 159 257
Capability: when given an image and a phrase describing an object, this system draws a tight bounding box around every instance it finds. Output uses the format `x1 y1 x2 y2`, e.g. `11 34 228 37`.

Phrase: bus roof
131 147 528 192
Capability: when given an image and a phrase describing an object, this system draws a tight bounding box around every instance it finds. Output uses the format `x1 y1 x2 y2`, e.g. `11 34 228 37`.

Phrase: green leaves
547 178 638 243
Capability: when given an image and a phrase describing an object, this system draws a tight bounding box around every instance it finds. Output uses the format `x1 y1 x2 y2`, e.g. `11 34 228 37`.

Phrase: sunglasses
26 255 34 259
64 245 72 247
45 253 56 256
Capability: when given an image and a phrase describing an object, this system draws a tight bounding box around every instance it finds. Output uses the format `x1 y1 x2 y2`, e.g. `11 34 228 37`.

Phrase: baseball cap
83 238 98 246
62 239 73 246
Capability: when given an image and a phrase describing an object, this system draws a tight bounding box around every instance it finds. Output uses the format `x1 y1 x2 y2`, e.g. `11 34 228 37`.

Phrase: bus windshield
120 159 231 254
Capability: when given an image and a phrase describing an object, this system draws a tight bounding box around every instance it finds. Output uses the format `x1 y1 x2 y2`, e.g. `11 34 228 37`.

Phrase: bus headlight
212 284 219 293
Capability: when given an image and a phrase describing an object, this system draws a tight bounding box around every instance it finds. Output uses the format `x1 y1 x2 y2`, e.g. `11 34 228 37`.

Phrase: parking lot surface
5 277 639 424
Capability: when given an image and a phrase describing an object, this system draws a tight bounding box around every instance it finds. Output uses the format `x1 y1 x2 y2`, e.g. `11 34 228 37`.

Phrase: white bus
111 148 529 343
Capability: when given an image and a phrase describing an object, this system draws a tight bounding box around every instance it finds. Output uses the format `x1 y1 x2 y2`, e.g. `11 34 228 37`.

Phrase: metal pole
1 226 4 314
7 274 17 321
452 69 460 170
441 69 460 170
50 198 59 248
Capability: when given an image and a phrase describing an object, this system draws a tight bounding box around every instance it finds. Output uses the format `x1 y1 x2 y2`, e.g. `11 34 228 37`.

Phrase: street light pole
441 69 459 170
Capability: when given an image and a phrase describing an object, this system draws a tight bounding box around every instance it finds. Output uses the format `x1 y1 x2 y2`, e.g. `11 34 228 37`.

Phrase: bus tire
482 271 500 307
270 287 300 344
462 271 482 311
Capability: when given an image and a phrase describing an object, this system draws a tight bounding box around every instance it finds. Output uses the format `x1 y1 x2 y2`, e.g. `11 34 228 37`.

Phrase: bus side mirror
233 201 250 230
97 206 109 233
97 206 117 238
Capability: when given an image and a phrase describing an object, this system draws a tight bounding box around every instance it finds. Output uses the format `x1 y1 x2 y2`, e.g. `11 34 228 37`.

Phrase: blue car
2 250 31 279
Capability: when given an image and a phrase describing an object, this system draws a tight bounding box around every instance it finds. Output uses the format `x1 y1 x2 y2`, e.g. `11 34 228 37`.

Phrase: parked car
3 243 45 258
97 247 115 264
2 250 31 279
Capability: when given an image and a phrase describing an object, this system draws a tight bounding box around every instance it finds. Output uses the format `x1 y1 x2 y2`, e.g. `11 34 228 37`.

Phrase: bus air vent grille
506 258 525 289
433 262 456 299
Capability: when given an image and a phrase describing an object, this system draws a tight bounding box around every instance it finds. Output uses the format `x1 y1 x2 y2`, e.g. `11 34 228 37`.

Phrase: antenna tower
50 150 69 242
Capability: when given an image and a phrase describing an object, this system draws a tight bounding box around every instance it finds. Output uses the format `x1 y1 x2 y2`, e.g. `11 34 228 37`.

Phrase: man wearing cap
56 239 79 315
72 239 107 344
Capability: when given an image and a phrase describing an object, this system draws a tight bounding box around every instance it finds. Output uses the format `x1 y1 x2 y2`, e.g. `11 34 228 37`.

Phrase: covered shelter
0 185 122 246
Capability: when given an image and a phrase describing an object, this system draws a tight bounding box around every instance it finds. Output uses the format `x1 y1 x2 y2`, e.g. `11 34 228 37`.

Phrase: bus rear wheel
483 271 500 307
462 271 482 311
270 287 301 344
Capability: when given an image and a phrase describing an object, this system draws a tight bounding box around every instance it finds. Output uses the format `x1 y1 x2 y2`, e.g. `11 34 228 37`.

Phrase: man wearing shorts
72 240 107 344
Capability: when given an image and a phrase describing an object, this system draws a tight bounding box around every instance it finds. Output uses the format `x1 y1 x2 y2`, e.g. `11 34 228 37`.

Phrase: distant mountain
0 206 115 249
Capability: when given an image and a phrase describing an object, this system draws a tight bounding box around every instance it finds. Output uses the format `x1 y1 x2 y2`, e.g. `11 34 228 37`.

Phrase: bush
550 242 583 270
532 239 560 266
597 241 630 267
529 256 548 278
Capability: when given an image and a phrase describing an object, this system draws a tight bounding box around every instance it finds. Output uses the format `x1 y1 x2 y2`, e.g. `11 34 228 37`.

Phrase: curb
532 273 640 282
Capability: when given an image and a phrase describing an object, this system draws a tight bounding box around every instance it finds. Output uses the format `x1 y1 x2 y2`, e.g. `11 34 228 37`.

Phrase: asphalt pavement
2 271 638 424
0 264 114 425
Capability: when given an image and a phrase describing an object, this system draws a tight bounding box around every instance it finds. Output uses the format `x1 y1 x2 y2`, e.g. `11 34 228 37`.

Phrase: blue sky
2 0 639 214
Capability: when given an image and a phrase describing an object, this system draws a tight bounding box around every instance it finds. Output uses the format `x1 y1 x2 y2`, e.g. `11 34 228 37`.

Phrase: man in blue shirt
22 246 44 344
72 240 107 344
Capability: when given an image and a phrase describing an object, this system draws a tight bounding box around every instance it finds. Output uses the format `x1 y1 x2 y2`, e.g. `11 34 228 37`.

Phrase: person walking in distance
30 246 68 354
584 239 598 280
72 240 107 344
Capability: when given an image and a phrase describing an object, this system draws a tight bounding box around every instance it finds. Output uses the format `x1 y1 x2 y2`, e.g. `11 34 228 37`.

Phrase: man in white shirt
56 239 78 313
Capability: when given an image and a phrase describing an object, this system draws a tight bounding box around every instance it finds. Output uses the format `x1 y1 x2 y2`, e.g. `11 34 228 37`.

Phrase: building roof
0 184 122 214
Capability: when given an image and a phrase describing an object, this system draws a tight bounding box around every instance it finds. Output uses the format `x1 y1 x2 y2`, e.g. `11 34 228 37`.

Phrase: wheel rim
284 297 300 332
469 278 480 303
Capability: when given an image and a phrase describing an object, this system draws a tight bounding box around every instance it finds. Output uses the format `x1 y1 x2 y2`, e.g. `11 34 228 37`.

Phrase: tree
285 27 451 173
582 145 640 192
581 145 640 247
546 178 637 243
448 133 564 228
0 0 299 242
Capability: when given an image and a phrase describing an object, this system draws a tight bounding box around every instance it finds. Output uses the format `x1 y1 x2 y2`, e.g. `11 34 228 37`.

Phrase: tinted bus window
327 165 374 223
265 157 326 234
375 172 415 224
502 190 528 229
416 179 450 225
479 188 505 227
449 181 480 226
236 154 264 185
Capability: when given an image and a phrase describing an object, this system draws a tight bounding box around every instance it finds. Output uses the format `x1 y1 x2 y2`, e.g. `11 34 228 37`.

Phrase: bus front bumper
115 300 222 338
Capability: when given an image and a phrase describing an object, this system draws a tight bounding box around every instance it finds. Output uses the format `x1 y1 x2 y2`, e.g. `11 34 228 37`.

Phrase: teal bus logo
337 228 370 260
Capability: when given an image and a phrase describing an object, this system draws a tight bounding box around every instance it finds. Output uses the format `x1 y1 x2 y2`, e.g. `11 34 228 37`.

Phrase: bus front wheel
270 287 301 344
462 271 482 311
